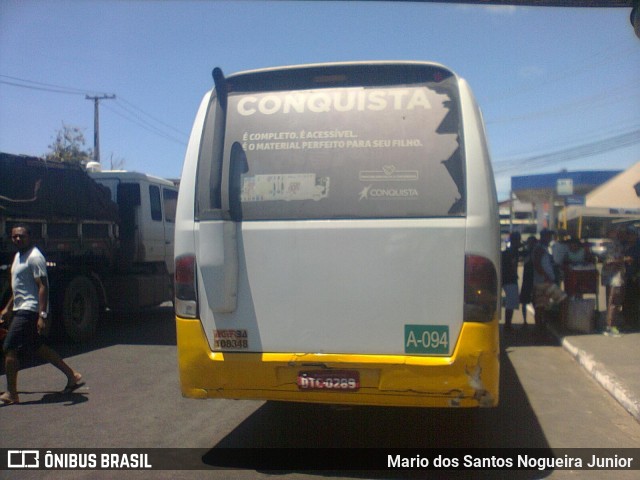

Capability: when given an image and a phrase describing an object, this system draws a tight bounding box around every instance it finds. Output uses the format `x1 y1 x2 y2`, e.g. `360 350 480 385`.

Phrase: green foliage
45 123 93 164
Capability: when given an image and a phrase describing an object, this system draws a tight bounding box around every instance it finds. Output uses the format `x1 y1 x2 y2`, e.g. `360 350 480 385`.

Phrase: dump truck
0 152 177 342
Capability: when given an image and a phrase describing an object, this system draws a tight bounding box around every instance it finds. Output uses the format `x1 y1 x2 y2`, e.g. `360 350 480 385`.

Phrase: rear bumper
176 317 499 408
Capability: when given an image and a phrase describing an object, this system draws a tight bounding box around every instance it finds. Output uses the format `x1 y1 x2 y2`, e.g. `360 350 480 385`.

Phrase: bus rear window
199 71 465 220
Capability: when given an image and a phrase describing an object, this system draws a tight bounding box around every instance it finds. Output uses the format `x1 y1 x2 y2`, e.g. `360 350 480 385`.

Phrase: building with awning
511 169 622 236
561 162 640 237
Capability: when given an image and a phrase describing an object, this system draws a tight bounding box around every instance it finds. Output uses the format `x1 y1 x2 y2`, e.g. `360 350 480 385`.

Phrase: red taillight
464 254 498 323
174 255 198 318
175 255 196 300
175 255 197 318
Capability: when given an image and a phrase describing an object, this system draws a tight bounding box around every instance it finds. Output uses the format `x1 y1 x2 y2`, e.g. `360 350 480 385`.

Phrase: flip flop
0 392 19 405
62 382 85 394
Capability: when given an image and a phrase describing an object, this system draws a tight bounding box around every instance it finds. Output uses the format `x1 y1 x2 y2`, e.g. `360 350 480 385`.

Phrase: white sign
557 178 573 196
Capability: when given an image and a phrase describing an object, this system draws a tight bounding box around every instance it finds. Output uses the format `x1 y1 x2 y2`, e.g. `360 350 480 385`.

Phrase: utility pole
86 94 115 165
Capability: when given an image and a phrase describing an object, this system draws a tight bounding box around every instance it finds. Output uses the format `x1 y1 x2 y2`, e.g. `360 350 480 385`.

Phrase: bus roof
90 170 177 188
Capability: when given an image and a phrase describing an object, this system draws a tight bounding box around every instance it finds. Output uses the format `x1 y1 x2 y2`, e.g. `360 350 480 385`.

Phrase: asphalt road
1 306 640 479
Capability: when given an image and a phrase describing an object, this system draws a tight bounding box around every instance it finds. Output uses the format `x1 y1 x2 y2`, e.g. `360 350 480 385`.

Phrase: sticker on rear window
241 173 329 202
404 325 449 354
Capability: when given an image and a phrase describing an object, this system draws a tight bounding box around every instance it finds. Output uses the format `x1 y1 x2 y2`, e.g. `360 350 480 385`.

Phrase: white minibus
175 61 500 408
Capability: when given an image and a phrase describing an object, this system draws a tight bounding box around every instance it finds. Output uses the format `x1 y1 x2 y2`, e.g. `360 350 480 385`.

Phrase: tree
107 152 126 170
45 123 93 165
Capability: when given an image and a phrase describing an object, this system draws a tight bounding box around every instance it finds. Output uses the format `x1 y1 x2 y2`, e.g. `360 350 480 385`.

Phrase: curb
548 323 640 423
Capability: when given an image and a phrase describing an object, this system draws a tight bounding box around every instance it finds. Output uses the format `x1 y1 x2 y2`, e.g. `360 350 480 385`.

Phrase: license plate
404 324 450 354
297 370 360 391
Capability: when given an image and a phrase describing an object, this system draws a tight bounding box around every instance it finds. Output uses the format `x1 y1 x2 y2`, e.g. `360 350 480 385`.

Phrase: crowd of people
501 225 640 335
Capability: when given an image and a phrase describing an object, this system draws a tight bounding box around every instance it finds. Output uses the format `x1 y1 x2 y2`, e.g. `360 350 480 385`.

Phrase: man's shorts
502 283 520 310
2 310 43 353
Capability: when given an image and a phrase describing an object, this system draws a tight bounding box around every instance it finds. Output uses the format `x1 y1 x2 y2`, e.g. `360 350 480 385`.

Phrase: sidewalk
506 263 640 423
547 316 640 423
507 303 640 423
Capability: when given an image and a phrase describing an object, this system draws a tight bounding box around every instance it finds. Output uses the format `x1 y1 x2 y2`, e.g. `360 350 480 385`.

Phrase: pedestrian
601 227 625 336
566 238 588 265
0 225 83 405
551 229 569 285
501 232 521 330
519 235 538 326
501 232 521 331
622 227 640 330
532 229 566 328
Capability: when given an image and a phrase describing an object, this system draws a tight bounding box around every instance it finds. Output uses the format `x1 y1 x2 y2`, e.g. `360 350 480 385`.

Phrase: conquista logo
359 185 419 200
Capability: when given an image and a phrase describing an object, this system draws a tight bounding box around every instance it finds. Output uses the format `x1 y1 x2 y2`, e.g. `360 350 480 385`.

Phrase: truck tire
63 276 100 343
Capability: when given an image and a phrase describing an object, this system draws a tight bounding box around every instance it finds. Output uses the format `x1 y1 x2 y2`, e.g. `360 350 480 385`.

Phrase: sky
1 0 639 201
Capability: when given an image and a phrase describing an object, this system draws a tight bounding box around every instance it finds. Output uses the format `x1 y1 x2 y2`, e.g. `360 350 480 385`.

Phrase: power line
485 81 640 125
102 102 188 147
0 74 109 96
0 74 188 146
493 129 640 174
484 44 637 105
117 97 189 138
0 79 91 96
496 120 640 158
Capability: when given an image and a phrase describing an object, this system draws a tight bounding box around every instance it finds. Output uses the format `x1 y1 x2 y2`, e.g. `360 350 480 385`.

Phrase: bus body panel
176 316 499 407
175 62 500 408
196 219 466 355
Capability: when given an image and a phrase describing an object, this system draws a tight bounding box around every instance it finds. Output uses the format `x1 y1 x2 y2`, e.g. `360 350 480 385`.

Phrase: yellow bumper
175 317 499 408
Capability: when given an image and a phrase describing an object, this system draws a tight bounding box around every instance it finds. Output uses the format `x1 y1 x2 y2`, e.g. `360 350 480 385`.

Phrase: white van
174 61 500 408
90 171 177 272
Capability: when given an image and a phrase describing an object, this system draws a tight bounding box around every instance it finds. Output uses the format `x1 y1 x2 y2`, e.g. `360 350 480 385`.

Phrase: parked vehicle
0 152 178 343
